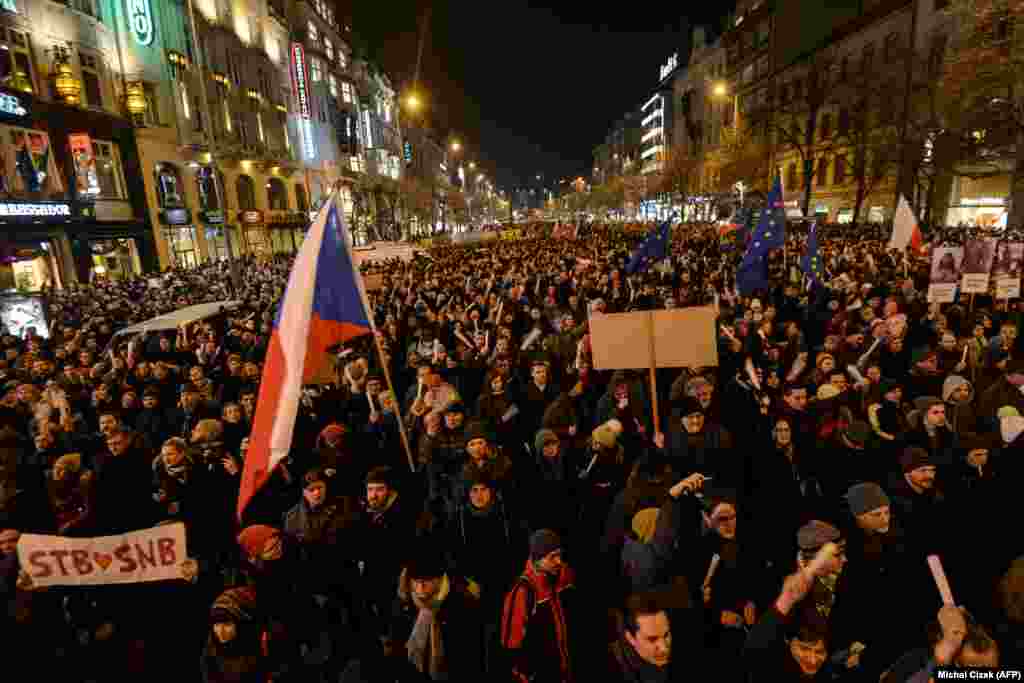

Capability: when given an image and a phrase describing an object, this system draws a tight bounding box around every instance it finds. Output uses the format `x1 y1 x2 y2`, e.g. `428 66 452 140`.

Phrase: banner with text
17 523 188 588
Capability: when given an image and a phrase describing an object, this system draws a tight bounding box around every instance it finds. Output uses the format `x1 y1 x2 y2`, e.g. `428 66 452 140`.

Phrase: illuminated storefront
946 176 1010 227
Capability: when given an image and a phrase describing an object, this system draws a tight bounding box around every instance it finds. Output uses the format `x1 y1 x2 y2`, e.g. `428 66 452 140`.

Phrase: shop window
143 83 160 125
0 127 64 198
295 183 308 212
0 28 34 93
267 177 288 209
236 174 256 210
156 163 185 207
92 140 126 199
79 52 103 108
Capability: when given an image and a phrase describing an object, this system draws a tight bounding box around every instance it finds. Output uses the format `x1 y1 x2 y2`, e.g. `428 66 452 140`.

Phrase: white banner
17 523 188 587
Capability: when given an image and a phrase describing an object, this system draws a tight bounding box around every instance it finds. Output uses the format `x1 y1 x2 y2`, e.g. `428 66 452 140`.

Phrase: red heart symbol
93 553 113 571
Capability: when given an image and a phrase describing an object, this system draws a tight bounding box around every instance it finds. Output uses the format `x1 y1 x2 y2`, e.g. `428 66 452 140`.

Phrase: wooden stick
646 312 660 434
703 553 721 588
927 555 955 606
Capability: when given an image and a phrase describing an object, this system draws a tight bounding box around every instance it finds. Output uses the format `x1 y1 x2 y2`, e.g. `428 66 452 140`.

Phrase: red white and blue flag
237 197 372 519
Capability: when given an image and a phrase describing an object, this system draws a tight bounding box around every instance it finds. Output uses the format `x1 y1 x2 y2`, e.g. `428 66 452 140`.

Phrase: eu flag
737 177 786 295
626 220 671 274
801 222 823 288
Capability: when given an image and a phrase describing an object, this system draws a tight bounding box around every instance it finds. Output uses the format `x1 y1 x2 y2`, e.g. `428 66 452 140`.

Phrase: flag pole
340 193 417 474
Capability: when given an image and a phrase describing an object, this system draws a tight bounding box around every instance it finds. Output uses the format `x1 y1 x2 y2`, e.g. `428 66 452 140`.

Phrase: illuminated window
310 58 322 82
338 49 347 70
341 81 353 103
223 98 232 132
79 52 104 108
349 155 364 173
307 21 318 46
180 81 190 119
256 110 265 142
329 74 338 98
324 39 333 61
91 140 126 199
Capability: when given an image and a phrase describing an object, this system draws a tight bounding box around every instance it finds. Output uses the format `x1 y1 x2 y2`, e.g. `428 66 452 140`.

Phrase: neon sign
0 92 27 117
290 43 311 120
659 53 678 81
127 0 155 46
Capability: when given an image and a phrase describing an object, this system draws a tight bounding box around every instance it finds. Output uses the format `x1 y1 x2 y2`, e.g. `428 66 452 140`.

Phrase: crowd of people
1 222 1023 682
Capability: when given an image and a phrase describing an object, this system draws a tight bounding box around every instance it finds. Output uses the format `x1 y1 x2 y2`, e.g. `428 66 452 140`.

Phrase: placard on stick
589 307 718 370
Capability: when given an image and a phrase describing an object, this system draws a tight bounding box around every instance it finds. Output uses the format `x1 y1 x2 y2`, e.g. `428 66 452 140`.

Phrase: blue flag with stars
626 220 670 274
801 222 823 288
737 177 786 295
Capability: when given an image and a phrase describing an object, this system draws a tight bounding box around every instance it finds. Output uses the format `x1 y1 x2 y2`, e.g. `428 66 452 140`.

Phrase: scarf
610 637 669 683
369 490 398 524
406 574 450 679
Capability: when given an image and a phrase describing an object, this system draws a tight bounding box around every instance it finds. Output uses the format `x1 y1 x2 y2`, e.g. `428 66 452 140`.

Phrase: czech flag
237 196 372 520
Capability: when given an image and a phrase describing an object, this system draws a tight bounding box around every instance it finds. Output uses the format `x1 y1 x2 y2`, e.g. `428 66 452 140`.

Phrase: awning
112 300 242 337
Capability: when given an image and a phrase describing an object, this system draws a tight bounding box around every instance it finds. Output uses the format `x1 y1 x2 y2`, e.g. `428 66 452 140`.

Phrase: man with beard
887 448 948 560
659 397 738 490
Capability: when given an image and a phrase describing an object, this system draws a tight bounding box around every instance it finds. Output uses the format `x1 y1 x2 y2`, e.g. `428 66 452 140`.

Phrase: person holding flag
626 216 673 275
801 222 824 290
737 177 786 295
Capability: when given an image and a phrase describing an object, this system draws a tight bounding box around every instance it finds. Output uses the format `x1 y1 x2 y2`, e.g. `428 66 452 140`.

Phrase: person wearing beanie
502 528 578 683
393 547 484 680
201 586 265 683
620 472 704 599
888 446 947 562
903 394 956 468
526 427 577 537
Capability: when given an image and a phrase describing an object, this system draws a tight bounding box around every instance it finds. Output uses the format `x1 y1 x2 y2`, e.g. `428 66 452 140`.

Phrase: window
338 49 347 70
2 127 63 198
834 155 847 185
310 58 322 82
267 177 288 209
817 157 829 187
819 113 831 140
71 0 101 19
307 21 319 46
349 155 364 173
329 74 338 98
256 110 265 143
862 43 874 73
0 29 35 93
324 39 333 61
884 33 901 61
363 109 374 148
341 81 353 103
838 108 850 136
196 166 222 210
223 98 232 133
91 140 125 199
79 52 103 108
156 163 185 207
236 175 256 210
295 183 308 212
143 83 160 125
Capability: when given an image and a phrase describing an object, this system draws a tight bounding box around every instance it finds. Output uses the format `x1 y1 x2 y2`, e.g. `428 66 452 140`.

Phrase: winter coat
978 375 1024 421
501 560 578 683
620 493 688 601
282 494 362 595
447 495 526 606
941 375 977 435
744 606 845 683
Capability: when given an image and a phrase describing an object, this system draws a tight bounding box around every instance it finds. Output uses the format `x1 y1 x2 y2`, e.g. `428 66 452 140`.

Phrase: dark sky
351 1 732 194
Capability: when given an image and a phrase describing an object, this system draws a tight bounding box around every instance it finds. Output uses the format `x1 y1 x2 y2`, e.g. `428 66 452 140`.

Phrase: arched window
155 163 185 207
196 166 223 210
267 177 288 209
236 175 256 210
295 183 308 213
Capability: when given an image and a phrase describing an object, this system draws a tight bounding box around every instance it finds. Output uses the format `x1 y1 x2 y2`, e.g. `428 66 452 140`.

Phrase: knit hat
817 384 841 401
913 396 943 413
464 421 494 448
797 520 841 551
997 406 1021 419
845 483 890 516
631 508 661 544
529 528 562 560
365 465 394 487
842 421 871 447
592 419 622 449
1001 415 1024 445
900 447 932 473
210 586 258 625
445 402 465 415
534 428 559 455
237 525 280 557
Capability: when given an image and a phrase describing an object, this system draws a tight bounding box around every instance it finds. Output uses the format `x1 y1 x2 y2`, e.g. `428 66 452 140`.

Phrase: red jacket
501 560 576 683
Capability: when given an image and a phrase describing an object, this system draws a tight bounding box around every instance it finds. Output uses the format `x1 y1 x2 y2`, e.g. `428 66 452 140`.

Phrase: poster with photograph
960 239 996 294
993 241 1024 299
69 132 100 197
0 294 48 339
928 246 963 303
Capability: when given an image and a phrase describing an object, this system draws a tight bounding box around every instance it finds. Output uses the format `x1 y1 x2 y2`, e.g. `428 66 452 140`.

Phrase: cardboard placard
589 307 718 370
17 523 188 587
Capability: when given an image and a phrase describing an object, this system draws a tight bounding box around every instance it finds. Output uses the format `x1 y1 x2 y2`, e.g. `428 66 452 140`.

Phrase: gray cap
846 482 890 516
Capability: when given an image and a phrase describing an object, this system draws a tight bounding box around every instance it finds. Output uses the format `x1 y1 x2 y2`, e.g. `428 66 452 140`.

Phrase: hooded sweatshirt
941 375 977 434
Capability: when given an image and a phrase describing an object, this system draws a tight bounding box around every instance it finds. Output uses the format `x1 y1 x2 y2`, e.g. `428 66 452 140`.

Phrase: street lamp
713 82 728 97
468 161 476 170
450 140 461 152
405 92 421 111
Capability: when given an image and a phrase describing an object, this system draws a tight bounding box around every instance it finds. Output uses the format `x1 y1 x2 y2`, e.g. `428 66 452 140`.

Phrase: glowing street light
450 140 461 152
713 82 728 97
405 92 422 111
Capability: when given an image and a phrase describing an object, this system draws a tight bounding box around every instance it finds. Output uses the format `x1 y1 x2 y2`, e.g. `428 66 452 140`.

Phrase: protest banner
927 246 962 304
993 241 1023 300
17 523 188 588
959 239 995 294
500 229 522 241
589 307 718 433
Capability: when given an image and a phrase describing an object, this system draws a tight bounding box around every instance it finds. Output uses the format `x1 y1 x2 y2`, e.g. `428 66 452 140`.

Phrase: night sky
351 1 732 194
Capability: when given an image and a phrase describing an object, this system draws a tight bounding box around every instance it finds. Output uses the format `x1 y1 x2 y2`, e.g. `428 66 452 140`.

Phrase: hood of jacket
942 374 974 404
